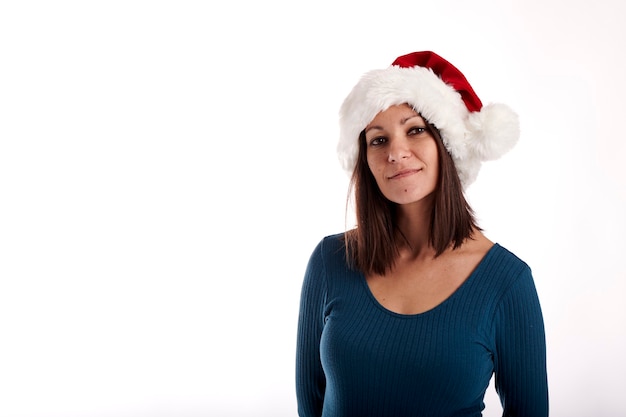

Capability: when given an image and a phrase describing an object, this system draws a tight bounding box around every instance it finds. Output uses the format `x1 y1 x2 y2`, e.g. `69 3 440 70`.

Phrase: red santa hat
337 51 520 188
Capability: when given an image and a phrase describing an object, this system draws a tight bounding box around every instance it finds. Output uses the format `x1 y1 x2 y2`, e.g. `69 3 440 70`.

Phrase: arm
296 240 328 417
494 267 549 417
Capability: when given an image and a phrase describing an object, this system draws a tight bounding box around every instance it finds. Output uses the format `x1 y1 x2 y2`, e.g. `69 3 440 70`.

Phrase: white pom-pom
466 103 520 161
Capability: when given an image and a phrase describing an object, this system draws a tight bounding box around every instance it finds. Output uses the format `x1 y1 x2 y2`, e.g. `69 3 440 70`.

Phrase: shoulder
488 243 532 278
305 232 347 270
309 232 346 261
483 243 541 306
303 233 352 296
449 234 530 288
468 243 534 299
489 243 530 268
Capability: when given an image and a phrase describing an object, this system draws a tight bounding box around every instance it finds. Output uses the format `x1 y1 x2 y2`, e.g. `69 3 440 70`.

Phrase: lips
388 168 422 180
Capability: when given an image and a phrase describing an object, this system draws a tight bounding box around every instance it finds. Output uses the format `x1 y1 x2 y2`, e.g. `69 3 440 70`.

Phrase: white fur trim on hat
337 65 519 188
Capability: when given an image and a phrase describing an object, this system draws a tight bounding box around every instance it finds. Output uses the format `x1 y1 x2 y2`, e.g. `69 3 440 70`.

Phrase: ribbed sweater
296 233 548 417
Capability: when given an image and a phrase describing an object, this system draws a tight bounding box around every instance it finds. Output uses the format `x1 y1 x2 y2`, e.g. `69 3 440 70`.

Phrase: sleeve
493 266 549 417
295 239 328 417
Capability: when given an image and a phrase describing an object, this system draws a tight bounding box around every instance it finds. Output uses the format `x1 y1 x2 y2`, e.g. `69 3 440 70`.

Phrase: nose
387 139 411 163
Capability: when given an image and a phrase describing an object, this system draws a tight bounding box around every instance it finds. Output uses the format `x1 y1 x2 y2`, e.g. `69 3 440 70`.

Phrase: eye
408 126 427 136
369 136 387 147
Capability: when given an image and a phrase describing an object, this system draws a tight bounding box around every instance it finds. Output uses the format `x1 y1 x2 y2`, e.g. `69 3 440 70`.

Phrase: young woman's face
364 104 439 206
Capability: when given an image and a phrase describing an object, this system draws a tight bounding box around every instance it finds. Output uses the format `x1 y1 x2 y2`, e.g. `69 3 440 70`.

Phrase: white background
1 1 625 416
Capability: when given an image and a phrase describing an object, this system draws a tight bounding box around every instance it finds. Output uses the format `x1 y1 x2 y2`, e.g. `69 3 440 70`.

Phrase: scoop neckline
358 243 500 318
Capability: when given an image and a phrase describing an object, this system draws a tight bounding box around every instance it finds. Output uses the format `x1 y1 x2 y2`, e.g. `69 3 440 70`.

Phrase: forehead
366 104 423 128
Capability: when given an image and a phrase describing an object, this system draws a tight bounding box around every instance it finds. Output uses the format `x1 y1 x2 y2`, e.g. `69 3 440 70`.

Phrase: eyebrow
364 115 423 134
364 125 383 134
401 115 423 124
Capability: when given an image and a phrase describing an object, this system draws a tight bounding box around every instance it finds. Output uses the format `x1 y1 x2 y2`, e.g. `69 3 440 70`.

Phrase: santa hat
337 51 519 188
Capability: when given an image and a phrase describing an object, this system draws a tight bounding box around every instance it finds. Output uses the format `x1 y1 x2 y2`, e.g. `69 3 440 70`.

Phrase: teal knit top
296 233 548 417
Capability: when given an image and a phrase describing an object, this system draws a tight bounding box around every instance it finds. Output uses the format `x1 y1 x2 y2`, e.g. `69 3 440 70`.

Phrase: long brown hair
344 119 480 275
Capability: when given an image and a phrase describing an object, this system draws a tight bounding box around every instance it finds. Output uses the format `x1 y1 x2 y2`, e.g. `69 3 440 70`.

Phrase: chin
382 187 436 206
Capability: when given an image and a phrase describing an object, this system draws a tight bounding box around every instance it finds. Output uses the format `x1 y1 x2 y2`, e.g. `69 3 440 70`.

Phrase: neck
395 198 436 259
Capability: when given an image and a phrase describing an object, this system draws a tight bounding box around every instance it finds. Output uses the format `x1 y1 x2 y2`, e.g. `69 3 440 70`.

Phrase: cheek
423 142 440 166
366 155 385 180
429 149 440 168
429 150 441 184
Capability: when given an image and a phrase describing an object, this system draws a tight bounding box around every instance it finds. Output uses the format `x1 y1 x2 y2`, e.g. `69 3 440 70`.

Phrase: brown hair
344 120 480 275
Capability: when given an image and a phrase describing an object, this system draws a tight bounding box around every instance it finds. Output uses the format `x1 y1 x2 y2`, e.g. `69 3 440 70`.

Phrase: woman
296 51 548 416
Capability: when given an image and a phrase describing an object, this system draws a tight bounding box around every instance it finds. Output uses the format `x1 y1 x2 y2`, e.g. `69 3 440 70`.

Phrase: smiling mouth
388 169 422 180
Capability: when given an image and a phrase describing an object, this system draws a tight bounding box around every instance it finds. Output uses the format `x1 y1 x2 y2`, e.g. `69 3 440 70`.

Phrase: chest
365 254 480 315
319 291 494 412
